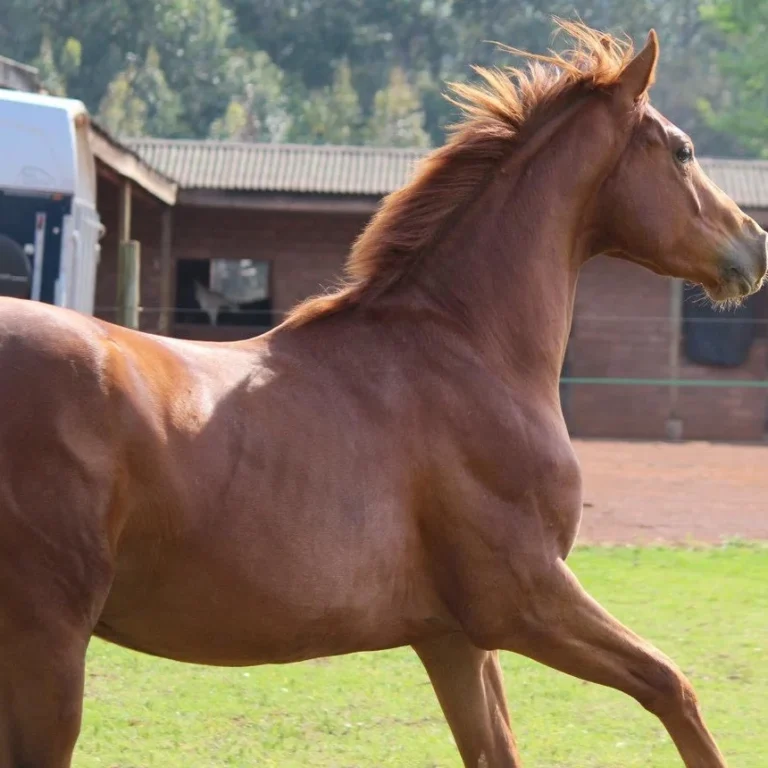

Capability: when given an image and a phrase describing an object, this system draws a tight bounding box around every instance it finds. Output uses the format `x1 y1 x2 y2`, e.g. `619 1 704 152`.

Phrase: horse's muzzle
717 229 768 300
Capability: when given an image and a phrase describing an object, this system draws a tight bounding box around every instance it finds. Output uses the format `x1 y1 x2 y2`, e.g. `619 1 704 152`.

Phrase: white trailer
0 89 104 314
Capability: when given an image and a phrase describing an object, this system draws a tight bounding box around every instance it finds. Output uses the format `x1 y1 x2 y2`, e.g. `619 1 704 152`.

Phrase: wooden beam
158 208 174 335
97 160 169 209
89 126 177 206
178 189 381 214
0 55 41 92
95 161 122 187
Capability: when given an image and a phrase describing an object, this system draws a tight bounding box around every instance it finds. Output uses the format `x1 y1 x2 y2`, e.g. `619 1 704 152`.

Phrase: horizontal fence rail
560 377 768 388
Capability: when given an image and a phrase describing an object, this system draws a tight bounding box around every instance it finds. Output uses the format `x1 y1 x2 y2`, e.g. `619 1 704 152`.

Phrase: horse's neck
410 101 618 399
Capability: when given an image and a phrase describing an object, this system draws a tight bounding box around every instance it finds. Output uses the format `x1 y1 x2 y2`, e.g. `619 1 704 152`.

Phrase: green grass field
76 544 767 767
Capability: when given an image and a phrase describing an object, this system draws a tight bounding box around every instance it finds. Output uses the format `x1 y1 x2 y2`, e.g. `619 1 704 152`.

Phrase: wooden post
118 180 132 243
116 179 139 329
117 240 140 329
158 207 173 335
666 278 684 440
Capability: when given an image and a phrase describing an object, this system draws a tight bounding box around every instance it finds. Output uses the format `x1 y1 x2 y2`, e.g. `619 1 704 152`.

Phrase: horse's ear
617 30 659 102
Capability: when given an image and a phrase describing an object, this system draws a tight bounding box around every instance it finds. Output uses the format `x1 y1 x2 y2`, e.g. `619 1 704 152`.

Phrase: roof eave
89 122 178 206
178 188 381 213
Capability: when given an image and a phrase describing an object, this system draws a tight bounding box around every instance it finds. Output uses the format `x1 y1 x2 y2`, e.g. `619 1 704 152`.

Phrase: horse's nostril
722 262 755 295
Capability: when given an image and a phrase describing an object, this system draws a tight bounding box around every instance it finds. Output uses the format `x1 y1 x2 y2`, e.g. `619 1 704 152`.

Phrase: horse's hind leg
413 633 521 768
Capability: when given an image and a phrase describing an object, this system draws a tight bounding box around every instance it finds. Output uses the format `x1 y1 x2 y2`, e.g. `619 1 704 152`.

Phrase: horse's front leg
413 632 521 768
468 557 726 768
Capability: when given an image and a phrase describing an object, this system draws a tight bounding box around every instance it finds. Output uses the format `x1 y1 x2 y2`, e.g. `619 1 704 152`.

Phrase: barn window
175 258 273 328
681 283 757 367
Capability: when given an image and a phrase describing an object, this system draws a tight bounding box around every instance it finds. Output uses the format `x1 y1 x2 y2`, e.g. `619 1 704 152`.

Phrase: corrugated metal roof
126 138 768 207
698 157 768 209
126 139 425 196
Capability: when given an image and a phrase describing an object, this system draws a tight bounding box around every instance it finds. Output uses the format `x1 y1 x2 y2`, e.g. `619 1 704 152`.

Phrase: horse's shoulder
0 298 112 392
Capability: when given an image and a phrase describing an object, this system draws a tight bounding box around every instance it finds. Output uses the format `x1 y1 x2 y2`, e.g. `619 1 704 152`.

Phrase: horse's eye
675 145 693 164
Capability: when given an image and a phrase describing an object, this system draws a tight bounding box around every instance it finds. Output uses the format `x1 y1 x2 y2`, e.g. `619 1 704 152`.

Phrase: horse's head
598 31 767 304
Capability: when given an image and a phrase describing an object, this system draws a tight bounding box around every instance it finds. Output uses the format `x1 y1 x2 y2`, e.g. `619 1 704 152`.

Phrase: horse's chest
458 420 584 557
528 443 583 555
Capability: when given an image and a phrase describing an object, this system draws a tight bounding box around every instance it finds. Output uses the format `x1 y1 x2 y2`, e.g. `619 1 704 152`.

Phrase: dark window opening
175 258 273 329
0 190 69 304
682 283 757 368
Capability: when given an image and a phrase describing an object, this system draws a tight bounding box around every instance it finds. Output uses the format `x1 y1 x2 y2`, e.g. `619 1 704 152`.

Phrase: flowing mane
284 20 638 328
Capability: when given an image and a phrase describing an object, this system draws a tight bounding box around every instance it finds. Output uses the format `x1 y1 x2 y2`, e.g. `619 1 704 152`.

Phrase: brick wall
96 185 369 339
167 205 369 341
169 205 367 320
566 255 768 441
94 186 768 441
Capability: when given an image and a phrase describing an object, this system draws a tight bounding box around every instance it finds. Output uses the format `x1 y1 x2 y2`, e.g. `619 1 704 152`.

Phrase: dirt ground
573 440 768 544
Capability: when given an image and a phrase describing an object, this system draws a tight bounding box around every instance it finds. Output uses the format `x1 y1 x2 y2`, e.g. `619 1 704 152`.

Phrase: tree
4 0 235 138
209 50 290 142
699 0 768 157
98 48 181 137
148 0 235 135
226 0 456 140
0 0 57 67
97 63 148 137
366 67 430 148
288 61 364 144
2 0 763 155
33 34 67 96
225 0 360 90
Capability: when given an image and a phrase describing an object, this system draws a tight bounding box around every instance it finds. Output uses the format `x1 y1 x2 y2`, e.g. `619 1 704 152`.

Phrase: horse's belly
96 534 448 666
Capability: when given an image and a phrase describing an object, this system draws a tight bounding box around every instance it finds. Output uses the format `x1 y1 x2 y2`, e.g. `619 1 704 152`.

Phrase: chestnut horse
0 22 765 768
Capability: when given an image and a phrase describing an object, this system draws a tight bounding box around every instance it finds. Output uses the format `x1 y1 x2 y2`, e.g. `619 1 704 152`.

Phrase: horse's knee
633 656 699 719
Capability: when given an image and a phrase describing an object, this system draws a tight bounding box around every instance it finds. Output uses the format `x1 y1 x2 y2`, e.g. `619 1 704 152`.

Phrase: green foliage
98 48 182 137
288 61 364 145
2 0 234 138
366 67 431 148
59 37 82 80
147 0 235 136
699 0 768 157
0 0 763 153
97 66 147 138
33 34 66 96
209 50 290 141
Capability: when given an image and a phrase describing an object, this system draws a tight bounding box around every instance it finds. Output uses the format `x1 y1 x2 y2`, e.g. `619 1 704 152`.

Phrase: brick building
94 140 768 442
